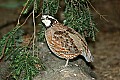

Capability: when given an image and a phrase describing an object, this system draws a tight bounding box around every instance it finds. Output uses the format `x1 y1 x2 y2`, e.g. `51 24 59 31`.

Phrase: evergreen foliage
37 24 46 42
64 0 97 40
0 25 45 79
42 0 59 16
0 0 98 80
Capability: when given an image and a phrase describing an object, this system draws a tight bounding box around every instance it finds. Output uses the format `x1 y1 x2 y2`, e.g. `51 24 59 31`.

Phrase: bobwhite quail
41 15 93 67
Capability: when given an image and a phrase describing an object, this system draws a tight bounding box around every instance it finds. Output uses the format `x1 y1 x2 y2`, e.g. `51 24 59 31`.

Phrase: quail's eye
46 16 49 19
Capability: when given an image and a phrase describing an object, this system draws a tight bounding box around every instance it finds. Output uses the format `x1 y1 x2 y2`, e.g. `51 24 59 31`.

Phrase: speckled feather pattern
45 22 93 62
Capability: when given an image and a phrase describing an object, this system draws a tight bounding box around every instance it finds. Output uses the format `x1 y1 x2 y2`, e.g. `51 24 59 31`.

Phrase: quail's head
41 15 57 28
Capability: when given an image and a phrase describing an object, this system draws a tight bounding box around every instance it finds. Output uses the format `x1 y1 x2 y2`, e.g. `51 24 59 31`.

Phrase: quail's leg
65 59 69 67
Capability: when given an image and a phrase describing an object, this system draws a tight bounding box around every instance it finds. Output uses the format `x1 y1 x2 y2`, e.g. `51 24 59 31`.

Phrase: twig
6 72 13 80
35 12 42 18
32 0 37 56
27 34 34 46
87 0 109 22
17 0 30 24
0 39 8 60
20 11 33 27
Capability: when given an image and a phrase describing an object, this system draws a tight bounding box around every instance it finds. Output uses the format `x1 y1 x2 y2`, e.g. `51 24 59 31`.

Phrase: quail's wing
45 27 81 59
64 26 93 62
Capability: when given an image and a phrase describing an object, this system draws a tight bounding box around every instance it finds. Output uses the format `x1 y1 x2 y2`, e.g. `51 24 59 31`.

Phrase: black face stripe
45 17 56 28
48 18 55 23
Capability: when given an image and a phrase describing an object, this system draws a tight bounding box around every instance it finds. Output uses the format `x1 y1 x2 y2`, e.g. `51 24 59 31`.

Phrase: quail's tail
81 49 93 62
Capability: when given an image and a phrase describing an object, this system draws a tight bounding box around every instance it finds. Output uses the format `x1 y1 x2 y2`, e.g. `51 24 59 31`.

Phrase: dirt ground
93 32 120 80
0 0 120 80
91 0 120 80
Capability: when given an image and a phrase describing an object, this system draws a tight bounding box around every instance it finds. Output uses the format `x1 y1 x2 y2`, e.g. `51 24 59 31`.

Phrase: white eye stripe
41 15 56 20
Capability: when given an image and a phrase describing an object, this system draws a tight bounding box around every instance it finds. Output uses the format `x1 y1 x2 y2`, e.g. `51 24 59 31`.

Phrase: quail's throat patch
42 19 51 27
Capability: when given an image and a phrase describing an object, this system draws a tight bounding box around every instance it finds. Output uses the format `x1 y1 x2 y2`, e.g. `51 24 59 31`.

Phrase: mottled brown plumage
41 15 93 67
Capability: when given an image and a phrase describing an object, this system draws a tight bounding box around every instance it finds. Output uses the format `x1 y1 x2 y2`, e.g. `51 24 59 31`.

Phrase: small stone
74 73 77 76
75 64 79 66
